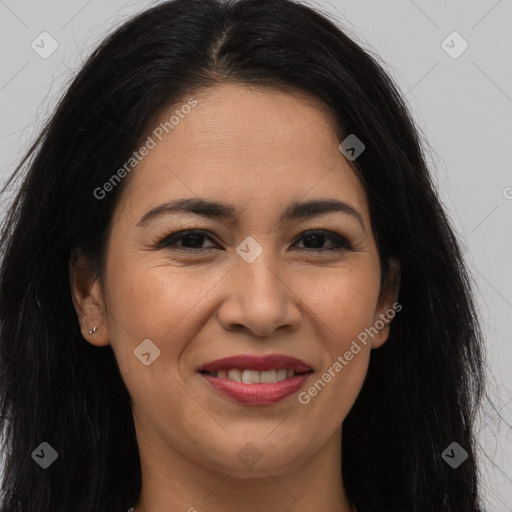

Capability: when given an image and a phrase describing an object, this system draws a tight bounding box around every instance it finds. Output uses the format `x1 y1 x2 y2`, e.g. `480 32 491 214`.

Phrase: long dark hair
0 0 485 510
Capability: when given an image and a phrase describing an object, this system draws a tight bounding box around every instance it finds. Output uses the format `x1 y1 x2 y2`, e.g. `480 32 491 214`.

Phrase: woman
0 0 485 511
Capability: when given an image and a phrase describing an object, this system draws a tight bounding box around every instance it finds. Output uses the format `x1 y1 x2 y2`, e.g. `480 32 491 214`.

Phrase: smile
203 368 297 383
198 354 314 405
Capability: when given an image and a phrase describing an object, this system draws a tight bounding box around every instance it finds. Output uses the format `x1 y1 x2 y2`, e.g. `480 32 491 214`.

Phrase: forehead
116 84 368 223
170 84 340 163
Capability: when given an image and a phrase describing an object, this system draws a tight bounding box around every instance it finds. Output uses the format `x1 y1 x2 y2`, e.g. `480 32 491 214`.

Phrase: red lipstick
198 354 313 405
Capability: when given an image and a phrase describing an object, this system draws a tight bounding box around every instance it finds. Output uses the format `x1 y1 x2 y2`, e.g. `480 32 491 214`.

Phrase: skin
70 83 400 512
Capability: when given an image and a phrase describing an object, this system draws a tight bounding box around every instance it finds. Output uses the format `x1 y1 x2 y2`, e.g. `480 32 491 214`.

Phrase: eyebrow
137 197 365 230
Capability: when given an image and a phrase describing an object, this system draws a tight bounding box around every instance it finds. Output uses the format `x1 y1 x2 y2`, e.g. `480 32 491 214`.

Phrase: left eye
156 229 352 252
294 230 352 252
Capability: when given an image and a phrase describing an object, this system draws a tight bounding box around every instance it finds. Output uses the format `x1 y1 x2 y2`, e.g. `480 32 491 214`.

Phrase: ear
68 248 110 347
371 257 401 349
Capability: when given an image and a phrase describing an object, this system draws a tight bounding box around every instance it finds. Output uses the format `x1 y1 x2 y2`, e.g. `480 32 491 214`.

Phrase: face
71 83 399 479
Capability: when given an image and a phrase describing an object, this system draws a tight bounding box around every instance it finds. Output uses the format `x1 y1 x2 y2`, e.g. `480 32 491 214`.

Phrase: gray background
1 0 511 509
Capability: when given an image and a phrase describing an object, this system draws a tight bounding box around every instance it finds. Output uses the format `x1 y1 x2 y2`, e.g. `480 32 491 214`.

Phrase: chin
196 434 312 477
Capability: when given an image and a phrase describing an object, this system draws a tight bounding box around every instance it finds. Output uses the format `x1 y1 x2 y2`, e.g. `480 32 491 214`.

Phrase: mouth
199 368 312 383
197 354 314 405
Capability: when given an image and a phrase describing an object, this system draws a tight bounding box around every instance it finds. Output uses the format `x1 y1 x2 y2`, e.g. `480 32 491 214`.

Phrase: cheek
105 262 214 427
103 254 217 375
294 262 380 419
301 263 381 355
298 275 378 429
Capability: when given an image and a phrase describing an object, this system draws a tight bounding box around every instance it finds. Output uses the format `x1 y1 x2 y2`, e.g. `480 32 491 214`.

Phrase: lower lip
200 373 312 405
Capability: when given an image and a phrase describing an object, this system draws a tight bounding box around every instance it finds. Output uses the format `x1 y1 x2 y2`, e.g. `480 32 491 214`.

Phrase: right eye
155 229 219 251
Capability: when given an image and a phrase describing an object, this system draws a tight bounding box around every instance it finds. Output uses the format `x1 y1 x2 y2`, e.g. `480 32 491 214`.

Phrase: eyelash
155 229 353 253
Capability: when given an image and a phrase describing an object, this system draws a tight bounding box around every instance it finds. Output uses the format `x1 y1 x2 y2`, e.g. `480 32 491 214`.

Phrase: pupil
183 234 203 248
305 234 324 248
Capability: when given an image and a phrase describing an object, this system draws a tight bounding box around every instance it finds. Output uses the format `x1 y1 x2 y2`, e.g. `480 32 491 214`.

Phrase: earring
88 326 98 335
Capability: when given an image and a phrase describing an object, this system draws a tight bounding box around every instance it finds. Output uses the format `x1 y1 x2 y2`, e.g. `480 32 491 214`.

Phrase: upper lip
198 354 313 373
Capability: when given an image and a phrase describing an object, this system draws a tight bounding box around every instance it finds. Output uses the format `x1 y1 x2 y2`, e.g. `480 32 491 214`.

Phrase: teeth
260 370 277 383
242 369 260 384
227 369 242 382
213 368 301 383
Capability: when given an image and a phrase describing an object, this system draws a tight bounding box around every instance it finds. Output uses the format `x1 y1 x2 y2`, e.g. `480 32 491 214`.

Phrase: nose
216 250 302 338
